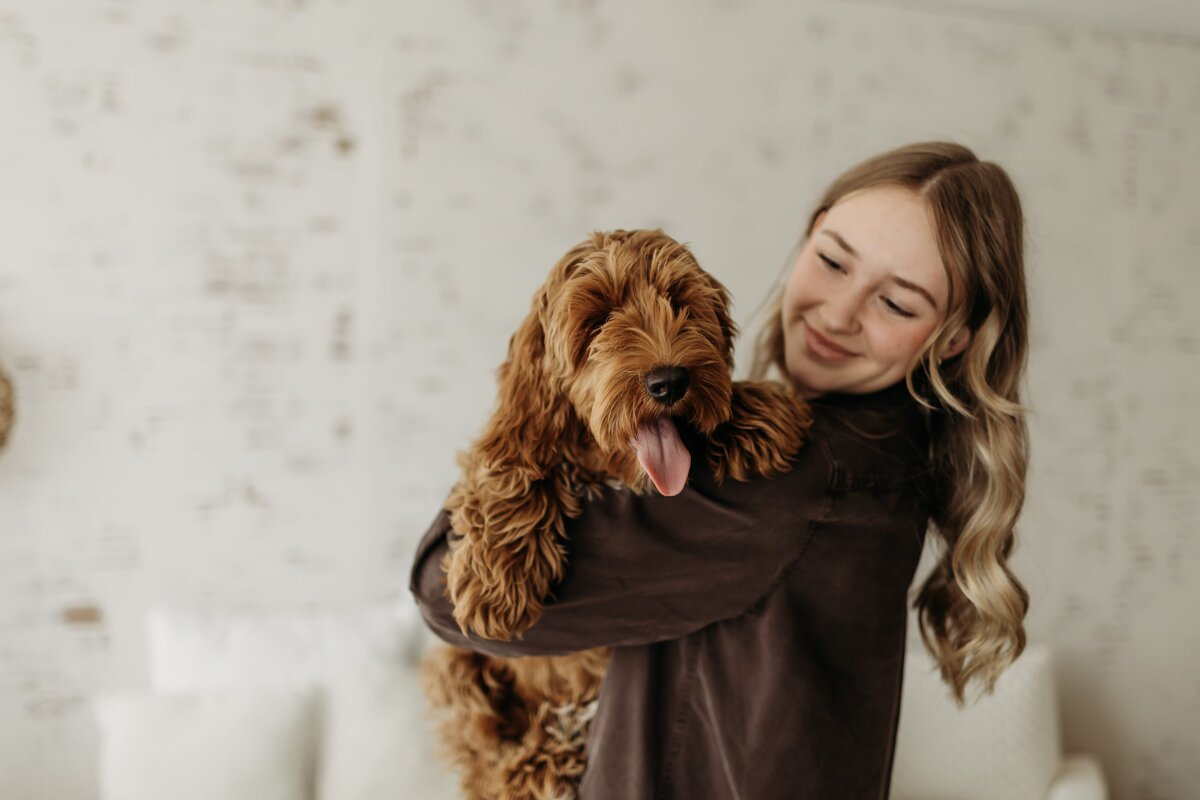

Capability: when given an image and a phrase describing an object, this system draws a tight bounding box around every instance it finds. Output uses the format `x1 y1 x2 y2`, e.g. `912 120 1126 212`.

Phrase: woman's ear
944 326 972 359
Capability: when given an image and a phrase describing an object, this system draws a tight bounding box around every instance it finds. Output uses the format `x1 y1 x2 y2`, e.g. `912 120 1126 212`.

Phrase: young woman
410 141 1031 799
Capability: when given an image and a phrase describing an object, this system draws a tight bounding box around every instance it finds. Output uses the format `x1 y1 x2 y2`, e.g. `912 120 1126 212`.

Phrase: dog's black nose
643 366 689 406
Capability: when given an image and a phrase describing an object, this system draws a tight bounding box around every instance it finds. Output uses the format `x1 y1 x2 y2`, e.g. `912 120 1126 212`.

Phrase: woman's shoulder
674 380 928 508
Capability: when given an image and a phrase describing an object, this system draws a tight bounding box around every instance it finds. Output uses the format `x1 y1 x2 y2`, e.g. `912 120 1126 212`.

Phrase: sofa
88 600 1107 799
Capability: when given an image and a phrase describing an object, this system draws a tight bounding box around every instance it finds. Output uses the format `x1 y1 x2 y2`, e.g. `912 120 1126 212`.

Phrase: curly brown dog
420 228 811 800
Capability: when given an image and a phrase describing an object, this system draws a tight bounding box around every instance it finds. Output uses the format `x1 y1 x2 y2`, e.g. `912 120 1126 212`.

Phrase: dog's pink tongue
632 417 691 496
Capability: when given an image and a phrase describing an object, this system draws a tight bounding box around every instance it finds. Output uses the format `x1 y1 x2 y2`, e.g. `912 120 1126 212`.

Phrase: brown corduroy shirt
409 380 934 800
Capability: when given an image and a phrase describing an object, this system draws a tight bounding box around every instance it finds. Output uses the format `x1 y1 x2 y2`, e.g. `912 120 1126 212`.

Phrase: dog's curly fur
420 229 812 800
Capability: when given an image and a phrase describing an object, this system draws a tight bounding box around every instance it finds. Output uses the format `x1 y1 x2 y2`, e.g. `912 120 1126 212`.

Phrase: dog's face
538 229 736 494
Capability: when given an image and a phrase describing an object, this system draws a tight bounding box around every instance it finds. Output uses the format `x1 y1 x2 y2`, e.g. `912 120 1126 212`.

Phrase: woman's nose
823 292 864 333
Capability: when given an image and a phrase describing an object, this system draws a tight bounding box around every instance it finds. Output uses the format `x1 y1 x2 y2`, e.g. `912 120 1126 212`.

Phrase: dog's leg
421 645 536 799
420 648 606 800
705 381 813 482
496 698 594 800
444 463 583 641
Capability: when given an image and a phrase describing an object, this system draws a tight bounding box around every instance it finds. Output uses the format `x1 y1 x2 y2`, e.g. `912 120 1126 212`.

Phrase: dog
420 228 811 800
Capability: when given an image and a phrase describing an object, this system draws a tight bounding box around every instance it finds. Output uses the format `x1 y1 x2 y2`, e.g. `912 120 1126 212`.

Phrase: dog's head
486 228 736 495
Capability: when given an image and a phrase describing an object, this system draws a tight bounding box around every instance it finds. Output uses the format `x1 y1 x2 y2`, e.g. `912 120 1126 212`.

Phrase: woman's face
781 185 969 399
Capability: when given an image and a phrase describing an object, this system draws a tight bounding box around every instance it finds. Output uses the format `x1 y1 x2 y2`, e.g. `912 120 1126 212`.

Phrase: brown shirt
409 380 934 800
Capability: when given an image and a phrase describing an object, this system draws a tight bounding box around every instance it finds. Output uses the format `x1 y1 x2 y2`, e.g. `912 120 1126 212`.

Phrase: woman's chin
785 358 844 396
787 354 901 398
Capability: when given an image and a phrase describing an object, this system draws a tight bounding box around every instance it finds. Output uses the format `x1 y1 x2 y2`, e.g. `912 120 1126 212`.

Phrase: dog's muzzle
643 366 689 406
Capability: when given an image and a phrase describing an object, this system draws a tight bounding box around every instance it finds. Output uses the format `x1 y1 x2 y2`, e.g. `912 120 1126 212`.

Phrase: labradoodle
420 228 811 800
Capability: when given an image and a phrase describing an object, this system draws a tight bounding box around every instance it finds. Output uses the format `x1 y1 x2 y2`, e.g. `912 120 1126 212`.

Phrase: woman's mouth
804 323 859 361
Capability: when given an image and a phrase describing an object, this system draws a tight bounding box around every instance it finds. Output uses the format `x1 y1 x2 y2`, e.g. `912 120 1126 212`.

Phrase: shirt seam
655 634 700 800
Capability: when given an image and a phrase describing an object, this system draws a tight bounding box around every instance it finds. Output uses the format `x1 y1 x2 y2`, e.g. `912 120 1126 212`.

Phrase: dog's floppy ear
655 231 739 372
473 238 594 470
533 234 607 376
703 271 739 371
475 290 567 470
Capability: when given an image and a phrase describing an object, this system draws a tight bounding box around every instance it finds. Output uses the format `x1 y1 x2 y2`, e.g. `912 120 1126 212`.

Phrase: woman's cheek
883 321 937 364
868 321 931 367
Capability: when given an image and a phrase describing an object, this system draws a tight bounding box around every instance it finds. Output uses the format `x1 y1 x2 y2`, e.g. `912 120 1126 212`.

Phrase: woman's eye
819 254 843 272
884 298 916 318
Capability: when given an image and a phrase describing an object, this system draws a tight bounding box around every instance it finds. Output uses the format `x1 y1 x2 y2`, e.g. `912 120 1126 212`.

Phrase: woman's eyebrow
820 228 939 311
821 228 859 258
892 276 939 311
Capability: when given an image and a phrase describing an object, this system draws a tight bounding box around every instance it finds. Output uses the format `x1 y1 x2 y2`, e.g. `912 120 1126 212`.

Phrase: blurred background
0 0 1196 798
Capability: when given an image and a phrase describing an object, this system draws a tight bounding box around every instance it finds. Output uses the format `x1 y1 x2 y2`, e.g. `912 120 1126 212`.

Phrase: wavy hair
749 141 1030 706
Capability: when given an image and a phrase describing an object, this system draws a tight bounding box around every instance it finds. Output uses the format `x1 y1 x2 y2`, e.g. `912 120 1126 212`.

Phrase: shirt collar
808 379 921 412
808 378 931 446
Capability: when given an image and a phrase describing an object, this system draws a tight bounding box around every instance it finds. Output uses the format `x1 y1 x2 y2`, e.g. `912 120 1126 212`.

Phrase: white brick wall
0 1 1196 797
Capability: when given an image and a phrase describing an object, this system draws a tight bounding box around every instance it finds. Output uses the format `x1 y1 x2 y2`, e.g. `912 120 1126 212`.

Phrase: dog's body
421 229 811 800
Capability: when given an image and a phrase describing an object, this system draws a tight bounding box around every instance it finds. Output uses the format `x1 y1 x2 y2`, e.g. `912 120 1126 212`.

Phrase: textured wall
0 1 1196 798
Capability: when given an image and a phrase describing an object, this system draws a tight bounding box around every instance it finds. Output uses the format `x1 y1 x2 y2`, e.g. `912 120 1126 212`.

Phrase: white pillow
891 643 1063 800
93 686 318 800
147 601 428 692
318 670 460 800
146 600 460 800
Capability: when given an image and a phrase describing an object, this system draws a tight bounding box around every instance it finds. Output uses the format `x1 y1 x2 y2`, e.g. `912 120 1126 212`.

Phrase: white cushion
93 686 318 800
147 601 428 692
146 600 460 800
891 643 1063 800
319 670 459 800
1048 753 1109 800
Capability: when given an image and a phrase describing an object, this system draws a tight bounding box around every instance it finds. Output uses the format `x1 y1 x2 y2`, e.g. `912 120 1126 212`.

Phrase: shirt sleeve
407 439 834 658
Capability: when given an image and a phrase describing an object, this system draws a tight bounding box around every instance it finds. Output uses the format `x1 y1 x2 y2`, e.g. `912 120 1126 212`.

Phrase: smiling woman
752 141 1031 711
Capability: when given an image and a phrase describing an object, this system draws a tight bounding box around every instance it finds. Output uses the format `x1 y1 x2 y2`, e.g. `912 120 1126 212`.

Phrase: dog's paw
706 381 812 482
444 532 565 641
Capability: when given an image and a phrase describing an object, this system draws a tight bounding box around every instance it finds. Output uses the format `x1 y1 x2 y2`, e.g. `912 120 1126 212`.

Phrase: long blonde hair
750 141 1030 706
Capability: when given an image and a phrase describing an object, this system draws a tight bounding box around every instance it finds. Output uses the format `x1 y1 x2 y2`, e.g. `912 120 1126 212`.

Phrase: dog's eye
589 313 611 333
667 295 684 316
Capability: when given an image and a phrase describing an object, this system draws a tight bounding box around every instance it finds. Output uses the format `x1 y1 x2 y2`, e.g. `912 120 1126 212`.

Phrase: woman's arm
408 442 833 658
